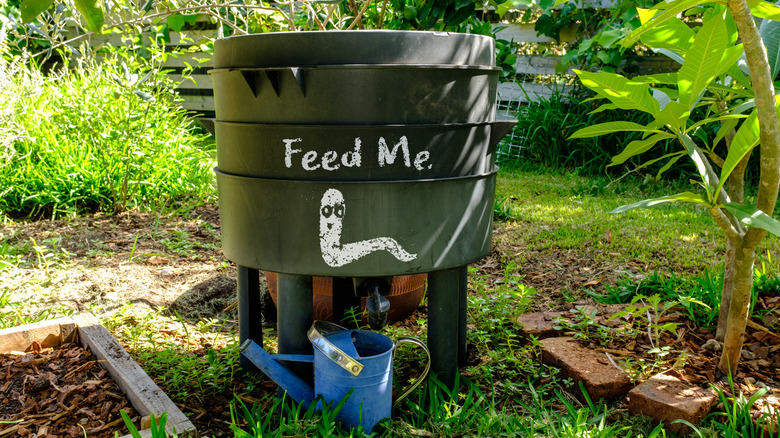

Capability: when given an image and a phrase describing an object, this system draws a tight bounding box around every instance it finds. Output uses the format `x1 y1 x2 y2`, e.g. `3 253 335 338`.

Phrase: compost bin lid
213 30 495 69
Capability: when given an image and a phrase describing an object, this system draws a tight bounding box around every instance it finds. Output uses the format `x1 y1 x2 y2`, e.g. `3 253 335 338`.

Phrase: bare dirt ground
1 205 625 324
1 205 236 319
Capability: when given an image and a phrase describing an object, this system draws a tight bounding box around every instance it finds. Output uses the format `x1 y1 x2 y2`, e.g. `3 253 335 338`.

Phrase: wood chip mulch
0 342 137 438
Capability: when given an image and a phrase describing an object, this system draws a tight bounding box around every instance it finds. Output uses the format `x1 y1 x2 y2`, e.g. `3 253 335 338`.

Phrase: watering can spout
240 340 314 407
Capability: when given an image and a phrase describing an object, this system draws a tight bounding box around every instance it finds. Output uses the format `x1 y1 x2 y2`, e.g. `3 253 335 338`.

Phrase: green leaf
20 0 55 23
637 8 655 24
656 152 684 178
120 410 144 438
569 121 663 139
723 203 780 237
678 133 718 195
133 90 155 101
703 3 739 45
678 13 727 110
652 88 672 111
714 45 745 81
597 29 625 49
714 110 759 197
495 1 513 17
727 64 752 90
658 322 681 333
609 133 673 166
747 0 780 21
712 117 740 148
687 113 748 133
74 0 104 32
622 0 704 48
589 103 620 114
575 70 660 116
706 82 754 98
611 192 711 214
759 4 780 78
166 13 199 32
639 17 694 55
657 100 690 131
656 48 685 65
633 73 677 85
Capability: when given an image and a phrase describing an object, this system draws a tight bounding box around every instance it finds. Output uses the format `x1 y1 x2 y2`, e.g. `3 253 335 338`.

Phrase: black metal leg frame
236 265 469 389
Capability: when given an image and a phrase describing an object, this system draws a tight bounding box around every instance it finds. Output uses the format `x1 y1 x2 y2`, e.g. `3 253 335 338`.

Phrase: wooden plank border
0 315 196 438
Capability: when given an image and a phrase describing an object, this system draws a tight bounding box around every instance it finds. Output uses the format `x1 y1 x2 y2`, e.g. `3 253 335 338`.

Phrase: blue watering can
240 320 431 432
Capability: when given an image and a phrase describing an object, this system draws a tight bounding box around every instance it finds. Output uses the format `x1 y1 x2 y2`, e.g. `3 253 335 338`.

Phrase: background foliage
0 41 215 218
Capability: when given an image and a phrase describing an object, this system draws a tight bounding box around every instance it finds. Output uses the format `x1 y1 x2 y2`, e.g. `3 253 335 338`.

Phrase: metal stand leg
427 268 461 389
458 265 469 366
277 273 314 381
238 265 262 372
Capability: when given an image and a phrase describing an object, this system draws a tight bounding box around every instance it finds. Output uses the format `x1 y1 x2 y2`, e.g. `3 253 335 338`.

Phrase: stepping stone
629 372 718 434
516 312 567 341
540 337 633 402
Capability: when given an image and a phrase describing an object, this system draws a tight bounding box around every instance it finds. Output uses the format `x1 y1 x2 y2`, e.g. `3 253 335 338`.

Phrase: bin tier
214 121 515 181
210 65 498 124
213 30 496 69
216 169 497 277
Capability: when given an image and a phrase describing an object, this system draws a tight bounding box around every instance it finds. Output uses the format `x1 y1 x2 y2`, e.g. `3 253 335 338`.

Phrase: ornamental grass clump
0 46 215 219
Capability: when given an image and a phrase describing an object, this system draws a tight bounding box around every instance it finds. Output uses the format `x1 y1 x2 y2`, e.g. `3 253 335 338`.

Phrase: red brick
540 337 633 401
516 312 567 341
629 373 717 434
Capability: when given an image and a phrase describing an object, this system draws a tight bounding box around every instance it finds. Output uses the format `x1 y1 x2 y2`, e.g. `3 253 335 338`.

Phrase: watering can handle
307 320 365 377
393 337 432 409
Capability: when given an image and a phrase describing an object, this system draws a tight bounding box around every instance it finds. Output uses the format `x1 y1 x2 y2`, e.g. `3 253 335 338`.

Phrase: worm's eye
334 204 345 218
321 205 333 218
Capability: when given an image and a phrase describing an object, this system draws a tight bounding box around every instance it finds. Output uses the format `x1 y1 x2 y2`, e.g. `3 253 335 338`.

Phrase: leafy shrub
0 45 215 219
498 87 696 179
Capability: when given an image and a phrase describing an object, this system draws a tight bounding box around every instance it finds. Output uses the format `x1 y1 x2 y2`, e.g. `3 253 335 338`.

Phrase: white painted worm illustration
319 188 417 267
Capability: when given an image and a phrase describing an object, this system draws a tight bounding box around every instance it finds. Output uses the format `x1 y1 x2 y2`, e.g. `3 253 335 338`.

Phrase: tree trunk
718 243 756 374
720 0 780 377
716 240 737 341
716 133 748 341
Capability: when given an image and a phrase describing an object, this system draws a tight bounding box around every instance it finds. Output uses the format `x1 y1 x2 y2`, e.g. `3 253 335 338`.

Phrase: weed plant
594 258 780 331
0 288 73 328
0 42 215 219
677 375 780 438
594 271 722 329
102 305 257 403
